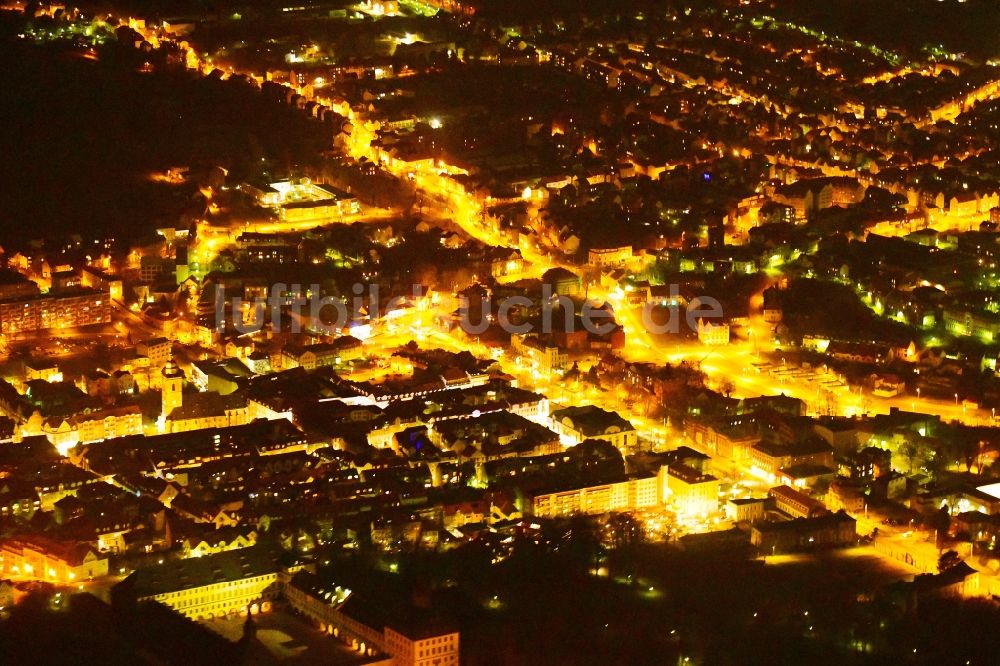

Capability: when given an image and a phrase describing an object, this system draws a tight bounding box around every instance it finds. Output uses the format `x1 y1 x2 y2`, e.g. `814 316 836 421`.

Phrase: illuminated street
2 1 1000 664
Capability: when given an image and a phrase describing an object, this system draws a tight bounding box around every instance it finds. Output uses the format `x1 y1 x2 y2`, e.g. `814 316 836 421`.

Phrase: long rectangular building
0 288 110 335
115 545 296 621
72 418 309 474
530 473 659 518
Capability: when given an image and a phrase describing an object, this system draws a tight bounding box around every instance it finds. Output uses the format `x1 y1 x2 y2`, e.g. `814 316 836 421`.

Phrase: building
529 474 659 517
768 485 827 519
24 358 61 383
284 570 459 665
550 405 637 452
282 338 363 370
282 572 381 658
772 177 865 221
43 405 144 455
80 266 123 302
161 359 184 420
541 267 581 297
245 350 272 375
697 318 730 345
727 497 767 523
750 440 835 486
241 178 360 222
587 246 633 268
0 536 108 583
361 0 400 15
384 623 460 666
164 391 250 434
429 410 561 459
902 562 982 600
824 340 894 364
0 269 39 301
115 545 297 621
511 335 568 374
661 463 719 517
685 415 759 465
942 304 1000 343
182 527 258 559
750 511 857 554
190 359 252 395
74 419 310 477
281 195 360 223
136 337 172 367
0 289 111 336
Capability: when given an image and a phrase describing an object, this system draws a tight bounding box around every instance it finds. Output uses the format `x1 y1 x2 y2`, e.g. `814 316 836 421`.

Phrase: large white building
587 245 633 267
530 474 659 517
119 545 299 621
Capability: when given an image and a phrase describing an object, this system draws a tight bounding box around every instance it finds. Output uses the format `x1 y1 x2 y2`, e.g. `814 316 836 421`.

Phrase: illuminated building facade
0 289 110 335
768 485 827 520
384 625 460 666
511 335 568 374
0 536 108 582
80 266 123 302
661 463 719 517
161 359 184 420
164 392 250 434
118 545 295 621
282 339 363 370
697 318 730 346
42 405 144 455
587 246 633 267
241 178 359 222
137 337 172 368
751 441 835 486
550 405 637 452
530 474 659 517
182 528 258 558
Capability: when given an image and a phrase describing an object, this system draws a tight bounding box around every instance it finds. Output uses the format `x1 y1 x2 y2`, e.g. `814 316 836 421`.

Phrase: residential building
0 289 110 336
768 485 827 519
530 474 659 517
697 318 730 345
0 536 108 583
511 335 568 374
727 497 767 524
136 337 172 367
43 405 144 455
750 440 835 486
81 267 123 302
661 463 719 517
587 246 633 267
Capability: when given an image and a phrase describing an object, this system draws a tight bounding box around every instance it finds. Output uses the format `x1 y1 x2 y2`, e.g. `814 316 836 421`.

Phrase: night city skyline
0 1 999 664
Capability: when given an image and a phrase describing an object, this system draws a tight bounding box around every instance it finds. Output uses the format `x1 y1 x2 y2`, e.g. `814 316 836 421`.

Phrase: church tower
161 358 184 420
